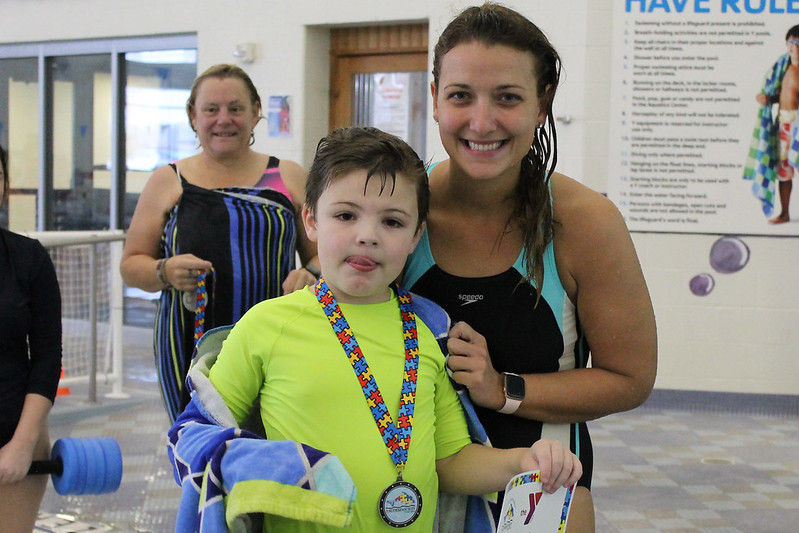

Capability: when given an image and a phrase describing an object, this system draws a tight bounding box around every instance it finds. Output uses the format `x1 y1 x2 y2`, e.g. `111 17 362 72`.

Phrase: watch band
498 396 522 414
498 372 524 415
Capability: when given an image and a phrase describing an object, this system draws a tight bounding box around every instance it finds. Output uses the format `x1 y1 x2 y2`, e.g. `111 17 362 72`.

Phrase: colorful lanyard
193 267 214 344
314 277 419 475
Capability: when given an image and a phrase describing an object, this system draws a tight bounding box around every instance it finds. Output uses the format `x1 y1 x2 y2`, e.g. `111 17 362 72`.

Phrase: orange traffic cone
57 367 70 396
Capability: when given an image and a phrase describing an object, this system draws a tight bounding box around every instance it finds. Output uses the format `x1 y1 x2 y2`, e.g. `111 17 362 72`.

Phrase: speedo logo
458 294 484 306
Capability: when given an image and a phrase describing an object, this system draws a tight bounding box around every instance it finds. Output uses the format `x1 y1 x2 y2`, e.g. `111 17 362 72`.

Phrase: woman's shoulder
273 157 307 206
1 227 47 255
427 159 449 180
1 228 53 278
551 172 622 227
550 172 634 278
169 154 204 177
275 157 306 183
147 161 181 183
138 163 182 204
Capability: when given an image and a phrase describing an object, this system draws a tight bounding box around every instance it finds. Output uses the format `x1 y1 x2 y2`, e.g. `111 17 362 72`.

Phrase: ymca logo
500 492 543 530
524 491 543 525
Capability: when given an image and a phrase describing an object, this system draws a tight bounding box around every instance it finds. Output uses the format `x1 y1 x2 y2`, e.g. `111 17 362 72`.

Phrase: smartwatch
498 372 525 414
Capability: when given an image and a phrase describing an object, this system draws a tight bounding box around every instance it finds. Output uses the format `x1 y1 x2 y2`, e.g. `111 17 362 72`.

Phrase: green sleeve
208 308 268 425
433 365 472 460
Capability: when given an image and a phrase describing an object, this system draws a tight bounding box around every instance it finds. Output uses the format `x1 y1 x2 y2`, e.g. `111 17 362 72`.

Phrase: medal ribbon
314 277 419 474
194 267 215 344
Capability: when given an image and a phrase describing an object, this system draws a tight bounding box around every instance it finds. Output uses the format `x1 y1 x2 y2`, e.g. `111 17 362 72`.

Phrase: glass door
50 54 112 230
123 50 196 229
0 57 40 231
0 35 197 231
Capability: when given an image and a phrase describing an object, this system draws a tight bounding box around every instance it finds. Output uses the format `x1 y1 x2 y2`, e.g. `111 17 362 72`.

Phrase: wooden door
329 24 428 157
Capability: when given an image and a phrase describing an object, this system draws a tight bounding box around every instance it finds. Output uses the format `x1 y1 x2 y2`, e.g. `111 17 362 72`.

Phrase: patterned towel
167 334 357 532
743 53 799 217
167 295 497 532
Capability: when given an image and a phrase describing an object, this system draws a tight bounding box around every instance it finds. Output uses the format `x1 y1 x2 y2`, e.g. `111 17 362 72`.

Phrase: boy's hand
522 439 582 493
756 93 768 106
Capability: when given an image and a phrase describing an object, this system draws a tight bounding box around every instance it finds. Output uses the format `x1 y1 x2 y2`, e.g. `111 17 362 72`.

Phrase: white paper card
498 471 574 532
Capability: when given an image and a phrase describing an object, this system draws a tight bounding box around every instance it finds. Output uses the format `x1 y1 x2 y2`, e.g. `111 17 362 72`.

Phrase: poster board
607 0 799 235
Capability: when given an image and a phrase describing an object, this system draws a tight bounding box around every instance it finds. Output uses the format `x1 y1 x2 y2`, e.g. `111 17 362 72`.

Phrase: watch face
505 373 525 400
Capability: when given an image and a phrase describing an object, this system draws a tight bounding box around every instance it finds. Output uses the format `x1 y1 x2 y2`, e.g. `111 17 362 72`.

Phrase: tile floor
34 322 799 532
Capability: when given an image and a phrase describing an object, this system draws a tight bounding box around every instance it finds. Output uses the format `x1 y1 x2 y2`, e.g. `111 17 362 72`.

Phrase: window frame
0 34 197 230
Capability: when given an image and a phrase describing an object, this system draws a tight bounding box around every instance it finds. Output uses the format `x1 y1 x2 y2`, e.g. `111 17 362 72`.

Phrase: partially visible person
746 24 799 224
402 4 658 531
0 144 63 532
168 127 582 532
120 64 318 423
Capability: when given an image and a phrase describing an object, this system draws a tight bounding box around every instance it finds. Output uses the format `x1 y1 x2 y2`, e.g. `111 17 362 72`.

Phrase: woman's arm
446 174 657 423
277 158 319 293
542 174 656 420
120 165 211 292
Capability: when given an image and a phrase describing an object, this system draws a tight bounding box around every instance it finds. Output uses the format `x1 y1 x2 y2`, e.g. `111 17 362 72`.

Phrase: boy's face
303 169 424 305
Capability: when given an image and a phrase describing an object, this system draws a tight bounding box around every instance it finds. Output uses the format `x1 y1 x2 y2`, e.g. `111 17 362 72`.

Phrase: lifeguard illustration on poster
608 0 799 236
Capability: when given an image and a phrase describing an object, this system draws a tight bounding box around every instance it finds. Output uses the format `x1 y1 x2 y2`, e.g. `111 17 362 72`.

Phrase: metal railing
23 230 127 402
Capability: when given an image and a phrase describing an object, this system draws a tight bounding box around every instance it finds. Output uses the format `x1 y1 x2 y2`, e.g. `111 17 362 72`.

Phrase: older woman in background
121 64 318 422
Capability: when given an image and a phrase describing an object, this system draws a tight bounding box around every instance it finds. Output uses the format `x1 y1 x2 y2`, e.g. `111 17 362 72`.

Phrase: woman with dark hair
403 4 657 530
121 64 319 423
0 144 63 532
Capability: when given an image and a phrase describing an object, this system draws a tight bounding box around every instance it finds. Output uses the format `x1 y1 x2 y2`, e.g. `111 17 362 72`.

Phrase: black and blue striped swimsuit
155 156 297 422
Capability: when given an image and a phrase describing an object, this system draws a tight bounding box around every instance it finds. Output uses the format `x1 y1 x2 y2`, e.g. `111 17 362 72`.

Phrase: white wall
2 0 796 395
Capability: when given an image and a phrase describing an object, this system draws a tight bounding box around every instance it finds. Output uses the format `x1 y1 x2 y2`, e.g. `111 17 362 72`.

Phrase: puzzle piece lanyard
193 267 214 344
314 276 418 479
315 277 424 527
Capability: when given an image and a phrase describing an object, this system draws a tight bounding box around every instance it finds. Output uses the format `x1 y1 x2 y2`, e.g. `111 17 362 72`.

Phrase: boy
168 127 581 532
746 24 799 223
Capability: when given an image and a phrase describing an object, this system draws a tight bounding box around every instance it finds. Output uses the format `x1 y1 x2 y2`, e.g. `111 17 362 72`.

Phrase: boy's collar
307 280 395 305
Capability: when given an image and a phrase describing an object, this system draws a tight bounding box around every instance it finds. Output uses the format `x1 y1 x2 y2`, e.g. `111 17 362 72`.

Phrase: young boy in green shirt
170 127 581 531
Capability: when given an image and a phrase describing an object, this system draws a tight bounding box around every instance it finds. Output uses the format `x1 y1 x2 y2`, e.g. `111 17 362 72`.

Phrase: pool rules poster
608 0 799 235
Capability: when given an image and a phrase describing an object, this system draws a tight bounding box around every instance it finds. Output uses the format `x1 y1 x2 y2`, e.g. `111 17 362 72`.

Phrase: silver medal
378 479 422 528
182 290 196 311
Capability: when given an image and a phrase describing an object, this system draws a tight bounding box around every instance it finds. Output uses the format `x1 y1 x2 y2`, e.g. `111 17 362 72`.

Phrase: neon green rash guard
209 287 472 532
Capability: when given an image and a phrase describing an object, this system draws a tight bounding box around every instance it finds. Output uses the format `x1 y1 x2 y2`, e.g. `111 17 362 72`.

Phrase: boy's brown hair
305 127 429 229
